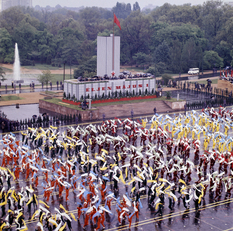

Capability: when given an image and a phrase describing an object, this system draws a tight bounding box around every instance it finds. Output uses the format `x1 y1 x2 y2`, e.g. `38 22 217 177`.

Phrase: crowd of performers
0 106 232 230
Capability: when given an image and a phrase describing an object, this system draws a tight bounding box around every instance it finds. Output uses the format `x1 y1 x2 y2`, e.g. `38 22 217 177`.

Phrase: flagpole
112 12 115 75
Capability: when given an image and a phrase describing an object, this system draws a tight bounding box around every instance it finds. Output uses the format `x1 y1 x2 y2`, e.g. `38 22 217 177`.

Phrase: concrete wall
97 36 120 77
39 100 99 121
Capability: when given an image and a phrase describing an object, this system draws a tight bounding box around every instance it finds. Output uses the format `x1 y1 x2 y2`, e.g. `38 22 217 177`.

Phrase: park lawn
1 66 13 73
51 74 73 83
121 66 145 73
22 64 77 71
43 97 183 109
0 95 22 101
0 74 74 88
190 79 218 84
38 74 73 84
93 96 183 107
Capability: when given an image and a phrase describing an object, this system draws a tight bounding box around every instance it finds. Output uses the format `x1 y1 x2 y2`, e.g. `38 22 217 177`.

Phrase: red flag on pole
114 13 121 30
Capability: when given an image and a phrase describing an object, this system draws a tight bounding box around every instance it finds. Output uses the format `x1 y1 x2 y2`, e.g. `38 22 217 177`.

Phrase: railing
174 79 233 110
0 113 82 132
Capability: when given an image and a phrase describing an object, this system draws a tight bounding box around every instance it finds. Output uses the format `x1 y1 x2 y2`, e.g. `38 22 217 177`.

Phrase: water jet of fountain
13 43 22 83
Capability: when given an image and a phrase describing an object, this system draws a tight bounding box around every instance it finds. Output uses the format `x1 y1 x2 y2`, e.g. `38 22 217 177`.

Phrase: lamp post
63 61 66 82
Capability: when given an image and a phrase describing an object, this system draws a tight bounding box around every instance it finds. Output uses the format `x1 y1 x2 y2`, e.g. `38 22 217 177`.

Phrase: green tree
38 69 53 88
150 3 173 22
162 74 172 85
150 23 205 50
112 2 131 19
166 4 201 24
170 40 182 73
74 56 97 78
156 62 166 74
146 66 158 76
0 67 6 81
47 13 65 35
133 52 151 68
181 38 202 72
133 2 140 11
203 50 223 69
215 41 232 67
0 28 14 63
79 7 102 40
13 19 37 65
53 27 84 67
198 0 223 48
0 7 25 35
154 41 170 65
120 11 151 64
29 29 56 64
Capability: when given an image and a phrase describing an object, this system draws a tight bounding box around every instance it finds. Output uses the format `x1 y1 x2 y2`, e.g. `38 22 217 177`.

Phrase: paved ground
2 111 233 231
97 100 171 119
1 80 233 231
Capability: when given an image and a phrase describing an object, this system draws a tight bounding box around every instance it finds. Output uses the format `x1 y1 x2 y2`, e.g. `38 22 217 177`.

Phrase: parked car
123 70 131 75
188 68 199 75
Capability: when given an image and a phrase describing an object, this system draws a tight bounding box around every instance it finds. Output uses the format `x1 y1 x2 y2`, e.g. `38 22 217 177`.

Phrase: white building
97 35 120 77
64 78 156 100
1 0 32 11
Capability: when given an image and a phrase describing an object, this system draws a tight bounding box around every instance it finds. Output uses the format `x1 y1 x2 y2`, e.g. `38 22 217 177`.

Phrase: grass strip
0 95 22 101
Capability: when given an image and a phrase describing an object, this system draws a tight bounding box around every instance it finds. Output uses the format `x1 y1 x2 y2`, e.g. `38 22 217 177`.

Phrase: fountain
13 43 23 83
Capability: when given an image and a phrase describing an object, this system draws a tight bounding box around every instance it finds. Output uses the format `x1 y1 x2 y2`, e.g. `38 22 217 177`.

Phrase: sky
33 0 218 9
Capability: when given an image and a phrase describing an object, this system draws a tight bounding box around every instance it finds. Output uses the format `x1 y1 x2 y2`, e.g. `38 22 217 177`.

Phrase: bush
119 90 122 97
162 74 173 85
166 91 171 99
21 59 33 66
146 66 158 76
156 62 166 74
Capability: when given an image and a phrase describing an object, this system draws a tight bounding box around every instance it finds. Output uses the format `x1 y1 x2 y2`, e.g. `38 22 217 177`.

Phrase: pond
0 104 60 121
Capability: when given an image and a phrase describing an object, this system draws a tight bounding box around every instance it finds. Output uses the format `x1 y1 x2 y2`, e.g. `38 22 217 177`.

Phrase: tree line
0 1 232 77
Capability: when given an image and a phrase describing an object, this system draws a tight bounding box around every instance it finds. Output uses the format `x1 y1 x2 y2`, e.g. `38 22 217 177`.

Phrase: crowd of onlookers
77 72 154 82
220 66 233 83
0 117 20 133
0 114 49 133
